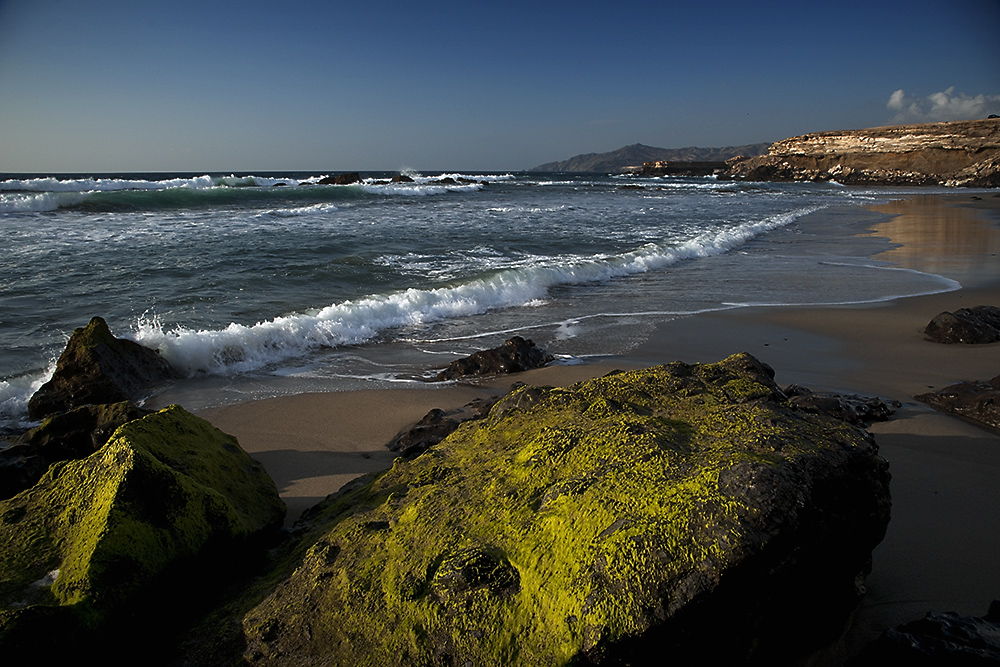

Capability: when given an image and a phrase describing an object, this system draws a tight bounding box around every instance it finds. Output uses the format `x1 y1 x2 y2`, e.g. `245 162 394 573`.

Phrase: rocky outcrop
0 405 285 660
722 119 1000 187
638 161 727 177
924 305 1000 343
240 353 890 665
0 401 150 500
532 142 770 173
27 317 180 420
784 385 901 425
856 602 1000 665
388 408 462 457
916 376 1000 430
433 336 553 381
317 172 361 185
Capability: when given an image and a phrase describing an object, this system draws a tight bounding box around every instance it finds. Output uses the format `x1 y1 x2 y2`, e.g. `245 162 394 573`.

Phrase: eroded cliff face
722 119 1000 187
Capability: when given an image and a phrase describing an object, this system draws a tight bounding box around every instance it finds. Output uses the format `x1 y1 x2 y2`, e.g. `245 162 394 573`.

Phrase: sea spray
0 170 956 431
134 205 823 376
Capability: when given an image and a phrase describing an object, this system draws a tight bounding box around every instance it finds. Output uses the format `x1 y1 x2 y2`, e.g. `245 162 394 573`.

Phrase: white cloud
887 87 1000 122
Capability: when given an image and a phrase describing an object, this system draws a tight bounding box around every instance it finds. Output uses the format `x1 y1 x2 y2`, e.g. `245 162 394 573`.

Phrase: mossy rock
0 401 151 500
27 316 180 420
0 405 285 656
241 353 890 666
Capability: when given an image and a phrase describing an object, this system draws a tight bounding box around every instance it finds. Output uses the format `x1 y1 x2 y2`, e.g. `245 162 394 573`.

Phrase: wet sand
199 192 1000 660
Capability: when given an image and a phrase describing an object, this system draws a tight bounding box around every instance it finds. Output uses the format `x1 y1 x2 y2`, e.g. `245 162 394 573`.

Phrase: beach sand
198 192 1000 661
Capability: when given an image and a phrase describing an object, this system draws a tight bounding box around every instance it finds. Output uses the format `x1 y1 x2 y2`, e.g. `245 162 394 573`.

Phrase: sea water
0 171 963 433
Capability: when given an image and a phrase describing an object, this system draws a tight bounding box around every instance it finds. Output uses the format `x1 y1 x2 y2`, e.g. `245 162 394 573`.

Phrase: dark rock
433 336 554 381
27 317 180 420
784 385 901 425
240 353 891 666
0 405 285 661
855 602 1000 665
638 161 727 177
391 174 414 183
387 408 460 457
916 376 1000 430
925 306 1000 344
0 401 150 500
317 172 361 185
433 177 458 185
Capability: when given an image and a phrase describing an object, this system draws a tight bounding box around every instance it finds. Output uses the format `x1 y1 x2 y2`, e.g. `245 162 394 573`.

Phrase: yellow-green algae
0 405 285 641
242 353 887 666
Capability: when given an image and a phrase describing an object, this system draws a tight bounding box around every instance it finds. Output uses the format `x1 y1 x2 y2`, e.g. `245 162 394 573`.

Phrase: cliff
532 142 770 173
722 119 1000 187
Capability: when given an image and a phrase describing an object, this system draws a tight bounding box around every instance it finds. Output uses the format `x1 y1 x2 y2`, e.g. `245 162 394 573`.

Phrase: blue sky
1 0 998 172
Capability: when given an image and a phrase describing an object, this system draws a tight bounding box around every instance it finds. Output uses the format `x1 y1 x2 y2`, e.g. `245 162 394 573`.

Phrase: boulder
317 172 360 185
0 401 150 500
433 336 553 381
915 375 1000 429
924 305 1000 344
391 174 415 183
855 602 1000 665
27 317 180 420
387 408 461 457
784 385 901 425
0 405 285 659
241 353 890 665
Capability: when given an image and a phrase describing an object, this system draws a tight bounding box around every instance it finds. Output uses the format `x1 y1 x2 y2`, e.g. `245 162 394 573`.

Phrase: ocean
0 171 963 434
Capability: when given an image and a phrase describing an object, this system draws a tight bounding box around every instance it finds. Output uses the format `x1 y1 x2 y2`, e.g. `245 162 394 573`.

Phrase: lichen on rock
0 405 285 655
241 352 890 666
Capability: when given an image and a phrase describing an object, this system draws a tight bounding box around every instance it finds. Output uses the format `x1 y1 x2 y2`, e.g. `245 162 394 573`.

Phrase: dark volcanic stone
925 306 1000 344
0 401 151 499
27 317 180 420
855 602 1000 665
388 408 461 457
391 173 414 183
915 375 1000 430
784 385 901 425
433 336 554 381
317 172 361 185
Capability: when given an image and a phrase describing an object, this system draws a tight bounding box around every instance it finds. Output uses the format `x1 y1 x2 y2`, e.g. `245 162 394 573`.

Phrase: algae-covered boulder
28 316 180 420
0 405 285 656
242 353 890 665
0 401 151 500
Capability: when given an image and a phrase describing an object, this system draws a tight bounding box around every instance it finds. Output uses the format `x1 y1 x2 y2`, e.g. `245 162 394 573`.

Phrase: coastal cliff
719 119 1000 187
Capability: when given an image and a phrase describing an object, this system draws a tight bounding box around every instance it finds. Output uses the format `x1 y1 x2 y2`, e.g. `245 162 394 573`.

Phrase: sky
1 0 999 173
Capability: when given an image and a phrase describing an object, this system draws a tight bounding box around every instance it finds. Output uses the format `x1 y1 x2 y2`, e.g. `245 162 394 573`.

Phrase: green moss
242 353 876 666
0 405 284 636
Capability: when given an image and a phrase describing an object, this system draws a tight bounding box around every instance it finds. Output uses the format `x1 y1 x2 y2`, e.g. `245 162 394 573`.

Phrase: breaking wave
133 205 823 376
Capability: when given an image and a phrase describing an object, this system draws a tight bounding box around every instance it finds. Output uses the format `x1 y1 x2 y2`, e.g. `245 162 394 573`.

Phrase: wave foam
133 205 823 377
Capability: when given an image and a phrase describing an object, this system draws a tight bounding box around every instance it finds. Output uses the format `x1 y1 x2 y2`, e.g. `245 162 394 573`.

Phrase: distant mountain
531 142 772 173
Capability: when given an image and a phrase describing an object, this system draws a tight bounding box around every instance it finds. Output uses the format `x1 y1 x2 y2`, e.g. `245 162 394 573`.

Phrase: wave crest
133 205 822 376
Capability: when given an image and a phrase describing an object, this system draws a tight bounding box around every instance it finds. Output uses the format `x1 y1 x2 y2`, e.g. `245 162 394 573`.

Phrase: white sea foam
360 182 483 196
0 191 89 213
133 205 823 376
0 364 54 433
257 202 340 218
0 175 220 193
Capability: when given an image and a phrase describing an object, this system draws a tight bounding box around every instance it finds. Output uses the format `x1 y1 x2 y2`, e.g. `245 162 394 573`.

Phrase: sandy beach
198 192 1000 661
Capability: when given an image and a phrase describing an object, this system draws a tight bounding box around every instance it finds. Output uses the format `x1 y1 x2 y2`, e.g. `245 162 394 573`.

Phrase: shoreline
197 192 1000 660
